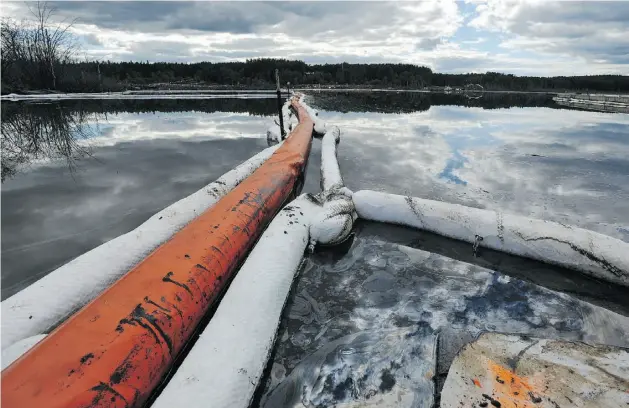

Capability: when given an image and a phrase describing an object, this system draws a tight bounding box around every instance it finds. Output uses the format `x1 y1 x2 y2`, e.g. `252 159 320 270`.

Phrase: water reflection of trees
0 93 579 182
40 98 278 117
1 103 95 182
309 91 562 113
0 98 279 182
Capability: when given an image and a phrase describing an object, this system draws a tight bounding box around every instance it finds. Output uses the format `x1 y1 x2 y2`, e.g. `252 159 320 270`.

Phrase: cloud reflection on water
83 111 271 146
317 105 629 241
1 94 628 301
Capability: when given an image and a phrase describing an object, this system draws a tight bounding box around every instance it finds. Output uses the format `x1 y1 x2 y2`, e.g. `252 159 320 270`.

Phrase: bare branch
3 1 81 90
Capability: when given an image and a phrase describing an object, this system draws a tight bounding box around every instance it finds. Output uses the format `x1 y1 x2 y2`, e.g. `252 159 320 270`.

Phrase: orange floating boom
1 98 313 408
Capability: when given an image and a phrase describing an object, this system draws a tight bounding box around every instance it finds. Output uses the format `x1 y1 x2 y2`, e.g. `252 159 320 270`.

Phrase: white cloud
469 0 629 67
2 1 627 75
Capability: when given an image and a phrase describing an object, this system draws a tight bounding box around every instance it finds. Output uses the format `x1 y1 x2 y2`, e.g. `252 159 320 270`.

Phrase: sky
2 0 629 76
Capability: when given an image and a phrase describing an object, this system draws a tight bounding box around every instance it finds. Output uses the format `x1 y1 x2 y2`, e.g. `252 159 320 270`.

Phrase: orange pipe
1 98 313 408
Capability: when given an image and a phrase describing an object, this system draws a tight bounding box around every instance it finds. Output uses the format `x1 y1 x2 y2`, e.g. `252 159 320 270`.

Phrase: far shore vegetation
2 2 628 95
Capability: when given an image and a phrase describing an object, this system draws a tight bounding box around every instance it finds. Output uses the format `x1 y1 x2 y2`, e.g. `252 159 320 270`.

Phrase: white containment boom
309 125 356 245
353 190 629 287
267 98 297 144
1 335 47 370
1 143 282 350
299 94 327 135
320 126 342 190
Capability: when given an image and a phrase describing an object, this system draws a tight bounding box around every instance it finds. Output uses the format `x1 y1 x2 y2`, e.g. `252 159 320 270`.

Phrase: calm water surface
2 93 628 297
2 92 629 404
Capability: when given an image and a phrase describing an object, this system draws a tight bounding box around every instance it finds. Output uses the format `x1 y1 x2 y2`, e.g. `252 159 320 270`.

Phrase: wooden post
275 69 285 139
97 62 102 93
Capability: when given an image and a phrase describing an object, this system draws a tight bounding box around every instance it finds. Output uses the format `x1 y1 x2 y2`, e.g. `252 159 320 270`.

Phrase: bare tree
1 18 30 88
1 1 79 91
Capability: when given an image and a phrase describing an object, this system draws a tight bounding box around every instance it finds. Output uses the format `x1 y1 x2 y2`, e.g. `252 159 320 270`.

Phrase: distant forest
3 58 628 94
1 3 627 94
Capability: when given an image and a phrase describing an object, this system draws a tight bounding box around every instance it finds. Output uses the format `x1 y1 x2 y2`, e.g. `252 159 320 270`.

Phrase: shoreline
5 85 629 98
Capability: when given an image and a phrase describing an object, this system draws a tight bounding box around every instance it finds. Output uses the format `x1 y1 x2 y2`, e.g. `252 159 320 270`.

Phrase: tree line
2 3 628 94
4 57 628 94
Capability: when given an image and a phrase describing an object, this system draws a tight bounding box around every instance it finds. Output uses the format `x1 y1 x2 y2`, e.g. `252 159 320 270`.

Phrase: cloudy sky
3 1 629 75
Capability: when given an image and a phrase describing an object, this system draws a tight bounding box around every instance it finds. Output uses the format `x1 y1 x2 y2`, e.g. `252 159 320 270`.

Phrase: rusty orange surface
483 360 544 408
1 98 314 408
